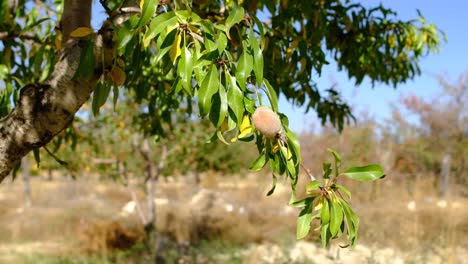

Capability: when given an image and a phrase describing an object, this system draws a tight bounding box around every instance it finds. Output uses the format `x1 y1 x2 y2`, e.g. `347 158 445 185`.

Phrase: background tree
0 0 444 245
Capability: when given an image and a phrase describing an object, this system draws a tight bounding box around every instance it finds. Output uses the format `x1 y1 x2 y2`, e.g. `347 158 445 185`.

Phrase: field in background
0 172 467 264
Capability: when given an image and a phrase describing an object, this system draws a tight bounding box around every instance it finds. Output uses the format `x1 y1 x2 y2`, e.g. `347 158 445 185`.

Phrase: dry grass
0 172 466 263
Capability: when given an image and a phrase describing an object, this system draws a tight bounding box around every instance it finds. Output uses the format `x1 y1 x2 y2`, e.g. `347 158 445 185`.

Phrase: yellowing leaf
238 115 253 137
170 32 182 64
70 27 94 37
55 34 62 50
140 0 145 8
220 119 229 132
189 25 202 35
272 143 280 153
110 66 126 85
230 115 253 142
116 58 125 68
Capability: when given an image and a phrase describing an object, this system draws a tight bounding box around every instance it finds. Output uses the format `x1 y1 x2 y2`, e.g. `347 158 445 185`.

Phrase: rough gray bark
0 0 116 182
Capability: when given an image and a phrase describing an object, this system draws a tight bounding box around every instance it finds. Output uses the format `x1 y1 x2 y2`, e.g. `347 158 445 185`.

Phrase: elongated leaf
306 180 322 193
266 174 277 196
249 150 267 171
330 199 344 237
235 45 253 90
137 0 158 28
291 197 314 208
92 80 111 116
323 162 332 179
263 79 278 112
209 84 227 127
170 31 182 64
225 6 244 37
70 27 94 37
249 28 263 85
117 25 134 53
327 148 342 165
320 223 330 248
178 46 193 95
143 13 177 47
340 198 359 245
286 128 301 164
343 164 385 181
198 65 219 116
217 32 228 54
335 184 352 199
226 73 244 125
74 40 95 78
297 203 313 239
33 148 40 168
320 198 330 224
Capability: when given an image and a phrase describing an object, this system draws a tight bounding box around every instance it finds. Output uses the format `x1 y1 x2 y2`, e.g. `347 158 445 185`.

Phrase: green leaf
217 32 228 54
320 198 330 224
249 28 263 85
225 6 244 37
226 72 244 126
137 0 158 28
323 162 332 179
297 202 313 239
335 184 352 199
216 130 230 145
74 40 95 79
329 199 344 237
327 148 341 176
343 164 385 181
177 46 194 95
249 150 268 171
143 12 177 47
33 148 40 168
320 223 330 248
117 25 134 54
327 148 341 163
266 174 277 196
340 198 359 245
306 180 322 193
92 79 111 116
263 79 278 112
155 28 178 62
0 65 8 80
291 197 314 208
112 86 119 111
236 43 253 90
286 128 301 165
198 65 219 116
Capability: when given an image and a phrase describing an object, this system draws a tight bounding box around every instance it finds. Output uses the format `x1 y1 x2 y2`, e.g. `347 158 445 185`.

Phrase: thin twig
300 163 316 181
43 146 68 166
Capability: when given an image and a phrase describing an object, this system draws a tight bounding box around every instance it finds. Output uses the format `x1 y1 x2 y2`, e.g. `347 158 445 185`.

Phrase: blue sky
282 0 468 132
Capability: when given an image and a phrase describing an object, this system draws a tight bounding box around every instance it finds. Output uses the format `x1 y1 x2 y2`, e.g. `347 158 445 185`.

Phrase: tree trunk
21 156 32 207
0 0 116 182
439 152 451 197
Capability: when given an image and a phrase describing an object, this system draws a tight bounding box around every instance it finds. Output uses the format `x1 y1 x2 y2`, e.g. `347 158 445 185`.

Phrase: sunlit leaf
249 150 267 171
297 202 313 239
70 27 94 37
137 0 158 28
198 64 219 116
177 46 194 95
330 199 344 237
343 164 385 181
170 31 182 64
